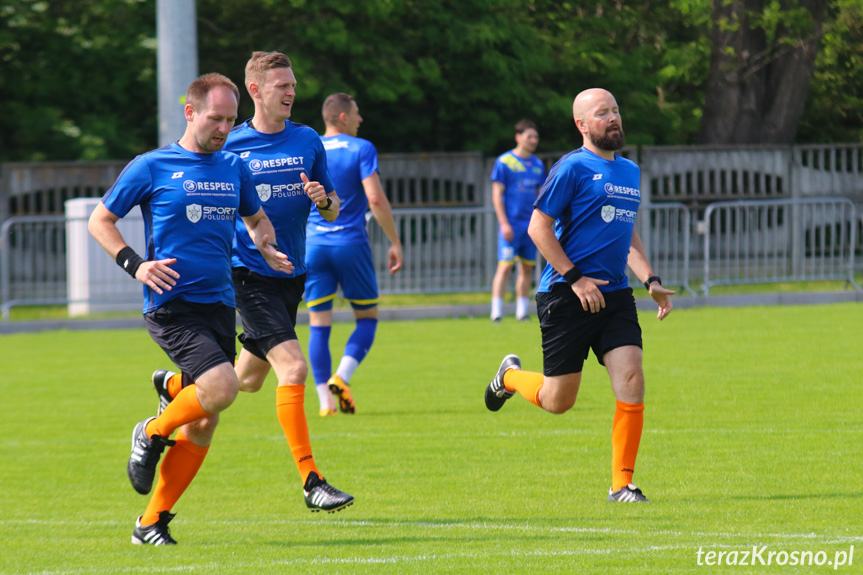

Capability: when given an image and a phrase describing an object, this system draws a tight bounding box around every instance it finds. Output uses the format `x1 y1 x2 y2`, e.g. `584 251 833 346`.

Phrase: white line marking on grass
5 517 861 545
11 544 692 575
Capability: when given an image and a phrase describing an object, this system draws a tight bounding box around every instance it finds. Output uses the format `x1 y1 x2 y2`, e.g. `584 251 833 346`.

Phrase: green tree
0 0 157 162
196 0 556 154
3 0 862 163
798 0 863 142
698 0 829 144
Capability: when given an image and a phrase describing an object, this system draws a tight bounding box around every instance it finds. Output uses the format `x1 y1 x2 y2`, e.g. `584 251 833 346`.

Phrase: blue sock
344 318 378 364
308 325 332 384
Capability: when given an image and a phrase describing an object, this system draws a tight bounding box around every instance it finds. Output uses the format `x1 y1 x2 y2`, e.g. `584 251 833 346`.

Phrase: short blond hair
186 73 240 111
244 51 292 93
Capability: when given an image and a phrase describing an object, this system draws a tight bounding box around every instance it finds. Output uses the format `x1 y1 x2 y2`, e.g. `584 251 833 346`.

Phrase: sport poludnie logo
256 183 272 202
185 203 237 223
601 205 616 222
186 204 202 223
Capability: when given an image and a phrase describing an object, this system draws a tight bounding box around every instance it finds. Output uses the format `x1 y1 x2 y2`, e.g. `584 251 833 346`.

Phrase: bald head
572 88 625 157
572 88 617 122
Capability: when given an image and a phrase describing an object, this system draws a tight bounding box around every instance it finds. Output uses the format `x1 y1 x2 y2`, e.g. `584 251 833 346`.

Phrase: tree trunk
698 0 827 145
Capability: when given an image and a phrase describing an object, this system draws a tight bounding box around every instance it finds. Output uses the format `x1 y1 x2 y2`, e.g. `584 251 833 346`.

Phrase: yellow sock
611 400 644 490
276 385 320 483
503 369 545 408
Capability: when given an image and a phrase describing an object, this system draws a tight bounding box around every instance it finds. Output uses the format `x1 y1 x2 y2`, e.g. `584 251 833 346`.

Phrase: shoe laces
151 511 177 543
305 473 341 498
154 510 175 528
141 434 176 467
315 481 342 497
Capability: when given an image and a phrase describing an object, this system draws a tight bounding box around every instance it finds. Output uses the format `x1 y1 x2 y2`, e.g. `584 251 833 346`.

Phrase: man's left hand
647 282 675 320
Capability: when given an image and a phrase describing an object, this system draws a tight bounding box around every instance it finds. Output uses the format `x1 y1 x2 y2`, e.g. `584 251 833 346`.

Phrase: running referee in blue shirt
484 88 675 504
89 73 291 545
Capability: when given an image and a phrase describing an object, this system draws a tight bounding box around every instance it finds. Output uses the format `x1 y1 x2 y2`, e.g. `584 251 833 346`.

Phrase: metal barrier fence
2 199 859 318
1 207 498 319
0 214 146 319
702 198 861 295
0 215 68 315
639 202 696 296
367 206 495 294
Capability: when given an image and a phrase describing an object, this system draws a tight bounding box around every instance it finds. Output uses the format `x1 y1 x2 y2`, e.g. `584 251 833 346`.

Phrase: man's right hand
500 222 514 242
135 258 180 295
571 276 610 314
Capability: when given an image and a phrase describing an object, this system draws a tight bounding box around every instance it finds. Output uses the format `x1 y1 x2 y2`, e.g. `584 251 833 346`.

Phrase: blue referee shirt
226 120 335 277
101 142 261 312
534 147 641 293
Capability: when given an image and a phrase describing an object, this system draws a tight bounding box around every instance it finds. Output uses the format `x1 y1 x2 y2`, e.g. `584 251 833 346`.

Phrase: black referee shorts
536 283 642 377
144 299 237 382
233 267 306 360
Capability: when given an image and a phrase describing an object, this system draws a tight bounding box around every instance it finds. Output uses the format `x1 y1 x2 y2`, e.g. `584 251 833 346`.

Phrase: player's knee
186 414 219 437
541 388 577 414
615 370 645 403
208 378 240 411
544 397 576 414
238 375 265 393
282 358 308 386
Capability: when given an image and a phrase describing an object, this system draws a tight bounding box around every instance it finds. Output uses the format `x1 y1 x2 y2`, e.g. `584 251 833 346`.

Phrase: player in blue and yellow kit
484 89 675 503
89 73 292 545
490 120 546 322
151 53 354 514
305 93 403 416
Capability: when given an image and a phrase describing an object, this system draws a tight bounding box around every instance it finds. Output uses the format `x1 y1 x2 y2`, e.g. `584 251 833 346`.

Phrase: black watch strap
643 275 662 290
318 196 333 211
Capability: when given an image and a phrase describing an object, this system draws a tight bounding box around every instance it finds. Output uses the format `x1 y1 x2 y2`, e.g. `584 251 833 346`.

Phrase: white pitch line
3 517 860 545
8 543 694 575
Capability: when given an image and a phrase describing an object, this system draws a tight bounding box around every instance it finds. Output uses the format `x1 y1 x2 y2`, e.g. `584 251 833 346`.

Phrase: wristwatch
317 197 333 211
643 275 662 290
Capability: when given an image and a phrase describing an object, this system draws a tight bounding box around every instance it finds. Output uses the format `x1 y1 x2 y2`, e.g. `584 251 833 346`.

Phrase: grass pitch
1 303 862 574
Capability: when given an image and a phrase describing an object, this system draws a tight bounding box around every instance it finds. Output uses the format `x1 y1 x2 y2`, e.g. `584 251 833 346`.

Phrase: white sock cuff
516 296 530 317
336 356 360 383
316 383 335 411
491 297 503 319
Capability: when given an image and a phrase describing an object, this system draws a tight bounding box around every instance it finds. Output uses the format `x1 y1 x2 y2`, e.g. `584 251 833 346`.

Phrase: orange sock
167 373 184 399
503 369 545 408
146 385 211 438
611 400 644 491
140 429 209 525
276 385 320 483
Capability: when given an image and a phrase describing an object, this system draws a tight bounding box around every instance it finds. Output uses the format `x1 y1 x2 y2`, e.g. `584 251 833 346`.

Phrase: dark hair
186 73 240 111
322 93 356 126
515 119 538 134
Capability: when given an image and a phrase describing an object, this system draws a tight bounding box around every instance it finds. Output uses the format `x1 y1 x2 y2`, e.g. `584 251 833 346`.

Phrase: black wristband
116 246 145 278
643 275 662 290
563 266 583 285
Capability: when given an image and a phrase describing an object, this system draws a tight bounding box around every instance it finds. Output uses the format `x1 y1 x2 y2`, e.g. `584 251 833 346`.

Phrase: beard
590 127 625 151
